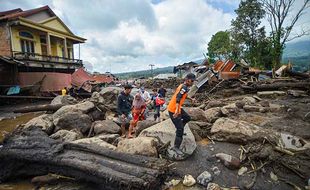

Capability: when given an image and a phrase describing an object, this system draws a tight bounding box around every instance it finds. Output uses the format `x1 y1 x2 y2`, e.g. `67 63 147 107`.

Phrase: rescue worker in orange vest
167 73 196 155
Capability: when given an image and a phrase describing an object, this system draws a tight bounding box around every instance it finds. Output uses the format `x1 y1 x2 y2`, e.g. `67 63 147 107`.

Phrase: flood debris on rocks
1 65 310 190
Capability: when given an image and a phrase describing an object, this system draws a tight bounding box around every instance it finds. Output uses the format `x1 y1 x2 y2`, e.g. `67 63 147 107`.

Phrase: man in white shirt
139 87 152 118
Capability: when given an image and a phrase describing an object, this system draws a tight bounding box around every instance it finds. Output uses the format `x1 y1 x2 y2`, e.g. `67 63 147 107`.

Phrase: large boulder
135 120 158 136
93 120 121 135
220 103 238 116
211 118 268 143
71 137 116 150
23 114 54 135
90 87 123 111
138 119 197 156
183 107 207 122
50 95 77 105
53 112 92 134
205 100 226 109
53 101 95 118
96 134 120 144
50 129 82 142
205 107 222 123
116 137 158 157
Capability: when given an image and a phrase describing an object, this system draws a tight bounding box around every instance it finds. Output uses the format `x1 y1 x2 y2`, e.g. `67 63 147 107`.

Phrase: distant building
0 6 86 92
153 73 177 79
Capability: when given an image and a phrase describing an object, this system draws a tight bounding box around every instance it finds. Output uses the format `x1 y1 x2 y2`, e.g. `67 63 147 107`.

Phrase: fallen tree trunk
241 82 310 92
286 70 310 79
13 104 64 113
0 127 168 190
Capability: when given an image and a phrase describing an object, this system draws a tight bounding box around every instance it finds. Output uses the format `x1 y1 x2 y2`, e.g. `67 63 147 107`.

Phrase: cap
185 73 197 81
124 84 133 89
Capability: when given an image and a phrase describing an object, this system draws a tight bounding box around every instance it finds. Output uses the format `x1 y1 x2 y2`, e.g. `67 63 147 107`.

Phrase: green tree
231 0 271 67
261 0 310 69
207 31 231 63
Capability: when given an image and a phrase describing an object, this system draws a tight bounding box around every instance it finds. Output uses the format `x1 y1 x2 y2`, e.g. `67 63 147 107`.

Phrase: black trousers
154 105 160 120
169 109 191 149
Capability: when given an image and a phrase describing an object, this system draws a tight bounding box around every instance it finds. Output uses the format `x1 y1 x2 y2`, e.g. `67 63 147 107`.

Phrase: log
241 82 310 92
13 104 64 113
286 70 310 79
0 127 168 190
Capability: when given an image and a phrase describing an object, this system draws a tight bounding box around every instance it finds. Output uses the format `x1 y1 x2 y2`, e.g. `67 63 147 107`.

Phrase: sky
0 0 309 73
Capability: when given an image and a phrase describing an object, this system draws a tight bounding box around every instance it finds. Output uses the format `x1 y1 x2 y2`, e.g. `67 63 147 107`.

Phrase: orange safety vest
168 84 187 113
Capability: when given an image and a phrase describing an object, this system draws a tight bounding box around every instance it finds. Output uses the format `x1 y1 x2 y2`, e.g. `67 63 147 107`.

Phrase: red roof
0 5 55 21
93 75 113 84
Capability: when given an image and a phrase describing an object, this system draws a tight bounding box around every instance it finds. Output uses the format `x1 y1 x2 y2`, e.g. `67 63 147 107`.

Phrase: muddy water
0 113 41 190
0 112 41 142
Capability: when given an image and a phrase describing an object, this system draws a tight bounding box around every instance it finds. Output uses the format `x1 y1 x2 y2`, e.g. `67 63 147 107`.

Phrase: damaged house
0 6 86 94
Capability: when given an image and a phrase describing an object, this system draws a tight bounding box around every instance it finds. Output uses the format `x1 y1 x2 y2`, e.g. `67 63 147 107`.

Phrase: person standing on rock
128 93 146 138
167 73 196 155
117 84 134 138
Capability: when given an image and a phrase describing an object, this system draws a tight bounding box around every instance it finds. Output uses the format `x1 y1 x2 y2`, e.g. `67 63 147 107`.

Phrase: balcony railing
12 51 82 65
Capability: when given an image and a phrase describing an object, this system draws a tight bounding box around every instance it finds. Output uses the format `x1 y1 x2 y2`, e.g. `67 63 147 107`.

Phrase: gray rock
88 109 105 121
211 118 265 143
90 87 123 111
197 171 213 187
207 183 221 190
50 95 77 105
53 112 92 134
116 137 158 157
50 129 82 142
242 96 256 105
135 120 158 136
139 119 197 158
205 107 222 123
24 114 54 135
215 153 241 169
220 103 238 116
93 120 121 135
72 137 116 150
205 100 226 109
96 134 120 144
183 107 207 121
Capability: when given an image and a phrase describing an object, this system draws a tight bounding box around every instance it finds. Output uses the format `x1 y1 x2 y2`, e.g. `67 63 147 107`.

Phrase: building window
19 31 34 39
20 40 35 54
19 31 35 54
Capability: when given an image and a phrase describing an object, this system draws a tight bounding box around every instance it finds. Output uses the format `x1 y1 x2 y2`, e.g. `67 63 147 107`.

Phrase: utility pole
149 64 155 79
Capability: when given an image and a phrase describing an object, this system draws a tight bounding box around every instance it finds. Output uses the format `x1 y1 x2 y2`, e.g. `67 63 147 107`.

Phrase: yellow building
0 5 86 87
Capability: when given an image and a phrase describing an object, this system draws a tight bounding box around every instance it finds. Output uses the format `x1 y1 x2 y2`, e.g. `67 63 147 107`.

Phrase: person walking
158 85 167 98
152 88 165 121
117 84 134 138
167 73 196 156
128 93 146 138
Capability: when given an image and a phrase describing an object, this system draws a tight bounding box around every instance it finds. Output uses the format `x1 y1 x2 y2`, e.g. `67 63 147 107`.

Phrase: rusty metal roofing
18 72 71 92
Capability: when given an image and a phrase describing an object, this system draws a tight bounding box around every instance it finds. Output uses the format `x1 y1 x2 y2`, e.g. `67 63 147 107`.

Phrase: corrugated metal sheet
18 72 71 92
93 75 113 83
71 68 94 92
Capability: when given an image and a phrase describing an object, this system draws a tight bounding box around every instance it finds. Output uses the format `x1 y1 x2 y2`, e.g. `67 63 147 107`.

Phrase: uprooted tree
261 0 310 69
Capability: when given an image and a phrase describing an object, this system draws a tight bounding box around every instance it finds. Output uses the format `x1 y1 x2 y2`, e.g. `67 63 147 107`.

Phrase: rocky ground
0 79 309 190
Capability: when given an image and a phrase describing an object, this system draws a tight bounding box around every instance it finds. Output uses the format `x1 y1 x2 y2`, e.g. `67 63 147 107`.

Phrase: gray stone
220 103 238 116
211 118 266 143
197 171 212 187
72 137 116 150
50 95 77 105
183 107 207 121
24 114 54 135
96 134 120 144
139 119 196 157
90 87 123 110
93 120 121 135
135 120 158 136
207 183 221 190
53 112 92 134
50 130 82 142
205 107 222 123
242 96 256 105
205 100 226 109
116 137 158 157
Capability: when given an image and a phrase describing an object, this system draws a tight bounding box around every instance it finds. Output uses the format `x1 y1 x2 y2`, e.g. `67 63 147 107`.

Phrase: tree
231 0 271 67
261 0 310 68
207 31 231 63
